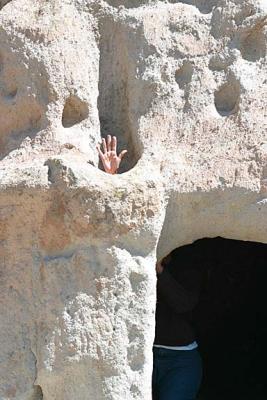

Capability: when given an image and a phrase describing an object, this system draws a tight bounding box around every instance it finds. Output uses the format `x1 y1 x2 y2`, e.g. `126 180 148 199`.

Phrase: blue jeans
152 347 202 400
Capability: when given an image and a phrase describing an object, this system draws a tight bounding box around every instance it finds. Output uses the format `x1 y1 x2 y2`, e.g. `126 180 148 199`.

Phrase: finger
102 138 107 154
118 150 127 160
107 135 112 152
96 144 105 160
111 136 117 153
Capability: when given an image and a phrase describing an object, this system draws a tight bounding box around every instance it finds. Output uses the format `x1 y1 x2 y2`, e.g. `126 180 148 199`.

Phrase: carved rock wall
0 1 266 399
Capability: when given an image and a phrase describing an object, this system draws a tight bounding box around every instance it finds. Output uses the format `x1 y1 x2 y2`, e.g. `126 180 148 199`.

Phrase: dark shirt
154 264 202 346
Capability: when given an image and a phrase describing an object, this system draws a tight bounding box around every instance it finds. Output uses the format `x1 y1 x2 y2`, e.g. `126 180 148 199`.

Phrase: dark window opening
166 237 267 400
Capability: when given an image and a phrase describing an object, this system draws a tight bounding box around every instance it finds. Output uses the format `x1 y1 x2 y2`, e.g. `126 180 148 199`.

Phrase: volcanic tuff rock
0 0 266 399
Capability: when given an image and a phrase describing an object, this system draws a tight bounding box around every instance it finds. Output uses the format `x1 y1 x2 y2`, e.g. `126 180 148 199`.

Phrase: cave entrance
162 237 267 400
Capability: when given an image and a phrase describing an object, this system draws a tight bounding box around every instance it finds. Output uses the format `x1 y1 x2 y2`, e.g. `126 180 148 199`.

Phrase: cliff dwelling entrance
158 237 267 400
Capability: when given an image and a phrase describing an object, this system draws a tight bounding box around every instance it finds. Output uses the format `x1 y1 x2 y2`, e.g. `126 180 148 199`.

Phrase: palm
97 135 127 174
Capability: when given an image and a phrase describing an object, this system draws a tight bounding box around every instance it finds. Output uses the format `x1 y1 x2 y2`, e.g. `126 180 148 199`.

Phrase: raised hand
96 135 127 175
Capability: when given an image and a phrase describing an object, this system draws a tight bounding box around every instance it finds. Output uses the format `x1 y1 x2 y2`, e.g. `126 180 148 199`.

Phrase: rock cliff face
0 0 266 399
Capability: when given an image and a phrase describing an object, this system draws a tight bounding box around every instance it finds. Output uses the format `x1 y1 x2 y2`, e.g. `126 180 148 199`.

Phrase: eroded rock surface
0 1 266 399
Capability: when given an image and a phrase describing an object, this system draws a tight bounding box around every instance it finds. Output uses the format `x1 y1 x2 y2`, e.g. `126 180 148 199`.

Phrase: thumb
118 150 128 160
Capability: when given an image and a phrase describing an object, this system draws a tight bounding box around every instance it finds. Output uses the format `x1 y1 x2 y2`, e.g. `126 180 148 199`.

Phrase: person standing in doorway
153 251 203 400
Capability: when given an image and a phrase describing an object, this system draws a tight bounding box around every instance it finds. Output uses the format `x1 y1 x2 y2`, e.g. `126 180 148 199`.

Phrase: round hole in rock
175 61 193 88
214 80 240 116
155 237 267 400
208 55 232 71
240 29 266 62
0 0 12 10
62 95 89 128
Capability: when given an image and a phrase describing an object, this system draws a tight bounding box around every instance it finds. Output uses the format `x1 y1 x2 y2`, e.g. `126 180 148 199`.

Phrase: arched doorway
157 237 267 400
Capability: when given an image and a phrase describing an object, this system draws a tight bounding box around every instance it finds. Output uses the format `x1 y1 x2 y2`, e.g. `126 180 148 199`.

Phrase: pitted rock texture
0 1 266 399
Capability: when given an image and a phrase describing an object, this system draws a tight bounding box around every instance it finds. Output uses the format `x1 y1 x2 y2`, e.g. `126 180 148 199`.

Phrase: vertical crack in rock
62 95 89 128
29 346 44 400
214 78 241 117
97 17 144 173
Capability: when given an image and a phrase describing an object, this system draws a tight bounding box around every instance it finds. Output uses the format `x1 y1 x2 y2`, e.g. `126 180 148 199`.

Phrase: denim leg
152 351 160 400
152 348 202 400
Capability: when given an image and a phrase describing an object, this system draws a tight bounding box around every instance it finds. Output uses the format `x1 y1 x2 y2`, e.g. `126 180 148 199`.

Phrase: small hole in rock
214 80 240 116
130 384 141 396
175 61 193 89
62 95 89 128
114 304 120 313
103 0 148 8
33 385 43 400
240 28 266 62
167 0 218 14
208 55 232 71
4 87 18 101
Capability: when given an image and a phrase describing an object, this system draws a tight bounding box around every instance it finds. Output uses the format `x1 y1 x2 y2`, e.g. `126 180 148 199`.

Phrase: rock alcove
97 16 145 173
214 79 240 116
161 237 267 400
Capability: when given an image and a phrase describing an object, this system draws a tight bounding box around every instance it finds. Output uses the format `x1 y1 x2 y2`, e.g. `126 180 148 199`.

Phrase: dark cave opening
167 237 267 400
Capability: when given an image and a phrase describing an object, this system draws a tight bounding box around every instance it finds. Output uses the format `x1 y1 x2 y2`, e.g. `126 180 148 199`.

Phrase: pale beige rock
0 0 266 399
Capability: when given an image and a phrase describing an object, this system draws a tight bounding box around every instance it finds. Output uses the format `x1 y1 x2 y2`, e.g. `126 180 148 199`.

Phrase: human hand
96 135 127 175
156 254 172 275
156 260 164 275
